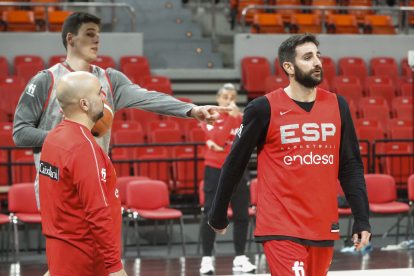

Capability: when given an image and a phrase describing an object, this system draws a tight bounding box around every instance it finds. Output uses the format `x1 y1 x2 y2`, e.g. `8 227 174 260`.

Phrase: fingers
353 231 371 251
200 107 211 120
214 106 232 112
208 221 228 235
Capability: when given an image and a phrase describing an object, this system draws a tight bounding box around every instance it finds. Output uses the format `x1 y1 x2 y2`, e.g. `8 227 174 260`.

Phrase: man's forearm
13 127 48 148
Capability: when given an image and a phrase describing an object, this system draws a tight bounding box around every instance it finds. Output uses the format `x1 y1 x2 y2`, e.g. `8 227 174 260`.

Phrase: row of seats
0 10 72 32
252 14 396 34
242 56 412 98
231 0 414 25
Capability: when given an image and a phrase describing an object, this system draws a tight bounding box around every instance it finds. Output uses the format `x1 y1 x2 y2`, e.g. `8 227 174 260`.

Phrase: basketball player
39 72 126 276
12 12 230 209
208 33 371 276
199 83 256 274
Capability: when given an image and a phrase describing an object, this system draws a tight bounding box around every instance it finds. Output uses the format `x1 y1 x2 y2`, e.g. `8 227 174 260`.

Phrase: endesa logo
284 152 334 165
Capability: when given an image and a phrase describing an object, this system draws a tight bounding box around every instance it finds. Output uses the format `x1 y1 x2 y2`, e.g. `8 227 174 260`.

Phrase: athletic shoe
232 255 257 273
200 256 215 275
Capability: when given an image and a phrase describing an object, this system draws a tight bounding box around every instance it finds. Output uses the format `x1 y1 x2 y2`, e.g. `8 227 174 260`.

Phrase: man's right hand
229 101 239 118
109 268 128 276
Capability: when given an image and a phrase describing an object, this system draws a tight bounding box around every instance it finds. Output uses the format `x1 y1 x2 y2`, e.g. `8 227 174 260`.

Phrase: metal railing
241 5 414 34
0 2 135 32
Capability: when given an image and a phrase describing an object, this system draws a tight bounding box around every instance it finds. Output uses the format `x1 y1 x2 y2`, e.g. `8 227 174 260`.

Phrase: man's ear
79 98 89 112
283 62 294 76
67 33 74 48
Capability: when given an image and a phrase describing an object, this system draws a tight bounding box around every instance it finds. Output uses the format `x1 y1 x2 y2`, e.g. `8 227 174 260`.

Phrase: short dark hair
278 33 320 76
61 12 102 50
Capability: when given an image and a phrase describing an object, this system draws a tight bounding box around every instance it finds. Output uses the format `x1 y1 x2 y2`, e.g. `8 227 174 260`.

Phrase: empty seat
172 146 204 194
368 83 396 109
382 144 413 187
275 0 301 23
13 55 44 84
354 118 383 132
113 129 144 159
338 57 368 87
395 104 412 119
0 56 8 76
391 126 412 139
167 117 191 140
119 56 149 73
274 58 284 76
2 11 37 32
148 120 179 137
0 76 24 86
319 56 336 87
111 148 132 177
185 120 202 140
47 11 73 32
151 129 182 147
251 13 285 33
362 104 390 127
142 76 172 95
133 146 171 186
91 56 115 70
358 96 389 111
112 120 142 134
114 108 130 121
370 57 399 85
364 15 395 34
317 79 331 91
359 142 369 174
336 82 364 109
356 126 385 146
231 0 265 23
0 83 26 117
386 118 412 137
347 0 374 24
189 128 205 142
123 63 151 87
331 75 361 94
48 55 66 67
327 15 359 34
311 0 337 18
391 96 412 117
265 75 290 94
400 82 412 97
11 150 36 184
364 76 395 93
241 57 271 99
290 13 322 34
129 109 161 141
29 0 60 21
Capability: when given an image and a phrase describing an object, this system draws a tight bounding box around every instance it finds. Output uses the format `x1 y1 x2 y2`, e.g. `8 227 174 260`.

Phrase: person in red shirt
208 34 371 276
39 71 127 276
199 83 256 274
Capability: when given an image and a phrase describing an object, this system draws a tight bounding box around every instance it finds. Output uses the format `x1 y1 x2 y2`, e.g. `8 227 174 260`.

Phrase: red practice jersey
255 88 341 241
39 120 123 275
202 112 243 168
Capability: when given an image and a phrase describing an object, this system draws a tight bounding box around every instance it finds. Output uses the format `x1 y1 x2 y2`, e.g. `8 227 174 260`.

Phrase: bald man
39 72 127 276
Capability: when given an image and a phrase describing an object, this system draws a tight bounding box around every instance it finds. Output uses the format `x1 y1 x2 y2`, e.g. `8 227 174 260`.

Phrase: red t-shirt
201 112 243 169
39 120 122 276
256 88 342 241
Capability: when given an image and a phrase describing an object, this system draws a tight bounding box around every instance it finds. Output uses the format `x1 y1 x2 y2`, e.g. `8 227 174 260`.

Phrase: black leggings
201 166 250 256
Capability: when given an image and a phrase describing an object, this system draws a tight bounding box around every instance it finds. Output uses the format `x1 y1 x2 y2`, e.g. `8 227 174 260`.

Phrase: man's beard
89 103 105 123
294 64 324 88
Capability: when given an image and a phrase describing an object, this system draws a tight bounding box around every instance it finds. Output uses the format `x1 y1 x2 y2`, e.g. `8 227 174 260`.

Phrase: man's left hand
208 221 228 235
189 106 232 125
353 231 371 251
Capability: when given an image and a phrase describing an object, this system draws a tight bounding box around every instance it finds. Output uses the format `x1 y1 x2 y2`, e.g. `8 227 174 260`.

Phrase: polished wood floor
1 249 414 276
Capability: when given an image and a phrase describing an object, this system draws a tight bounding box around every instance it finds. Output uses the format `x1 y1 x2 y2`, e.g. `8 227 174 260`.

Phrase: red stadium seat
13 55 44 84
339 58 368 88
338 57 366 75
113 129 144 160
185 120 202 140
241 57 271 99
119 56 149 73
382 143 413 187
251 14 285 33
265 75 290 94
112 121 142 135
48 55 66 67
167 117 192 140
364 76 395 94
395 104 412 119
275 0 301 23
172 146 204 194
91 56 115 70
365 174 410 243
391 97 412 117
356 126 385 147
0 76 25 86
113 108 130 121
290 13 322 34
400 82 412 97
368 83 396 109
358 142 369 174
189 128 205 142
317 79 331 91
0 0 19 13
2 11 37 32
347 0 374 24
151 129 182 148
391 126 412 139
354 118 383 133
319 56 336 87
148 120 179 137
274 58 283 76
331 75 361 94
361 104 390 128
116 176 150 212
29 0 60 21
364 15 396 34
232 0 265 23
133 147 171 186
11 150 36 184
47 10 72 32
123 63 151 87
336 83 363 109
311 0 337 17
0 56 8 76
0 150 8 185
401 57 411 78
0 83 27 117
142 76 172 95
129 109 161 141
397 76 412 94
327 15 359 34
386 118 412 138
370 57 399 86
111 147 131 177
